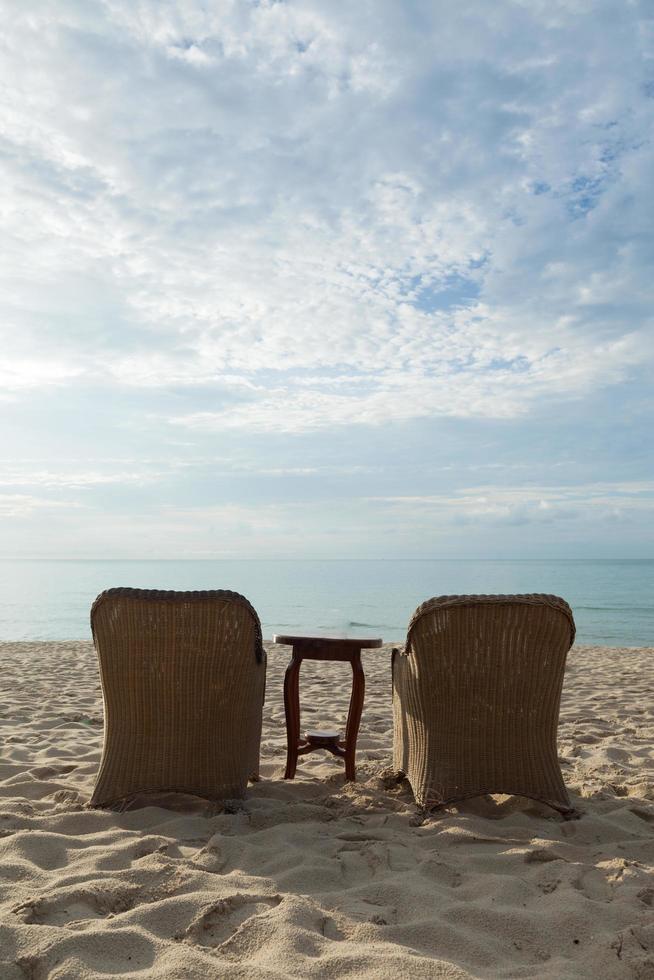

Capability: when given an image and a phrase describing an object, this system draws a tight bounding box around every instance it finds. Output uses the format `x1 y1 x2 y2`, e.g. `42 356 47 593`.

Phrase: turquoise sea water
0 559 652 646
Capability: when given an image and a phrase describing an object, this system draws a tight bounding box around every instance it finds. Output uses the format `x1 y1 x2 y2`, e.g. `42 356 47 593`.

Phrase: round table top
272 634 383 649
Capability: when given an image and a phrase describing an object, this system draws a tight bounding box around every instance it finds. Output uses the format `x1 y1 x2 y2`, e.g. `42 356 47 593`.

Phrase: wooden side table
273 634 383 782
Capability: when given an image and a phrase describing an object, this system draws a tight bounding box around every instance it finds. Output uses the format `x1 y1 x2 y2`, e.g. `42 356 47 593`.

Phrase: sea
0 558 652 647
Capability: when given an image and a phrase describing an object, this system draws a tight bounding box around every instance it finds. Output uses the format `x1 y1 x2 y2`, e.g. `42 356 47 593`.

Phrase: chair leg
343 653 365 781
283 652 302 779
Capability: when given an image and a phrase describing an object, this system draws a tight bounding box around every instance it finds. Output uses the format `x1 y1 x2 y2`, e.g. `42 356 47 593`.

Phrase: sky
1 0 653 559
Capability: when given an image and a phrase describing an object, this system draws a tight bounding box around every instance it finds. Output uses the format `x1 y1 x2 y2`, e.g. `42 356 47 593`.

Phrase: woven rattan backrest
406 593 575 651
91 587 264 661
406 595 574 728
393 593 576 813
89 588 265 808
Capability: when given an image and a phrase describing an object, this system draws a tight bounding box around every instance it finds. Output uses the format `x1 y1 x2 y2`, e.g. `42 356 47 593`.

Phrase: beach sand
1 641 653 979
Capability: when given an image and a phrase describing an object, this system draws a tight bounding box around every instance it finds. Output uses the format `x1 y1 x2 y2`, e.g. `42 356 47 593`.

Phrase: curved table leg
343 652 365 781
284 651 302 779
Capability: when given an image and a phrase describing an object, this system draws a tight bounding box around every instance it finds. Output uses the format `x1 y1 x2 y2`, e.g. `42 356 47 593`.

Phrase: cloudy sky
1 0 653 558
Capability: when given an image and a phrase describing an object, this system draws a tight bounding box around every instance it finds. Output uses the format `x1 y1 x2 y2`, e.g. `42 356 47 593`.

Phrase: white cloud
371 481 654 528
0 1 651 558
1 0 652 428
3 477 652 559
0 468 159 489
0 493 85 518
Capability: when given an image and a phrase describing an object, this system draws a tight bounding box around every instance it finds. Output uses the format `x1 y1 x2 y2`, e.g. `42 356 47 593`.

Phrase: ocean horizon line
2 556 653 563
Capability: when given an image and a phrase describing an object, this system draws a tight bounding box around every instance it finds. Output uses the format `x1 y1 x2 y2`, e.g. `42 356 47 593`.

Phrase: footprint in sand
629 806 654 823
524 848 565 864
12 884 139 928
573 868 613 902
538 877 561 894
28 765 78 779
177 894 282 950
419 857 463 887
336 839 409 880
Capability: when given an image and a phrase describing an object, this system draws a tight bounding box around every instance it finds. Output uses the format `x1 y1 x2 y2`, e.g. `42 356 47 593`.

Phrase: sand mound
1 641 653 978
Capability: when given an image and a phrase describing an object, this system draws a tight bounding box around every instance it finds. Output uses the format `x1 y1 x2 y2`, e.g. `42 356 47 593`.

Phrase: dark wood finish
274 635 383 782
274 635 383 651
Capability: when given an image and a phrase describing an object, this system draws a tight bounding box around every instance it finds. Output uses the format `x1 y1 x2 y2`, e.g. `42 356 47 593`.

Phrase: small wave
348 620 402 629
575 606 654 614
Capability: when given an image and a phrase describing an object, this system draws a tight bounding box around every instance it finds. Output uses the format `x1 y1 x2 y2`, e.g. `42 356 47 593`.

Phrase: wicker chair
89 588 266 809
392 594 576 816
